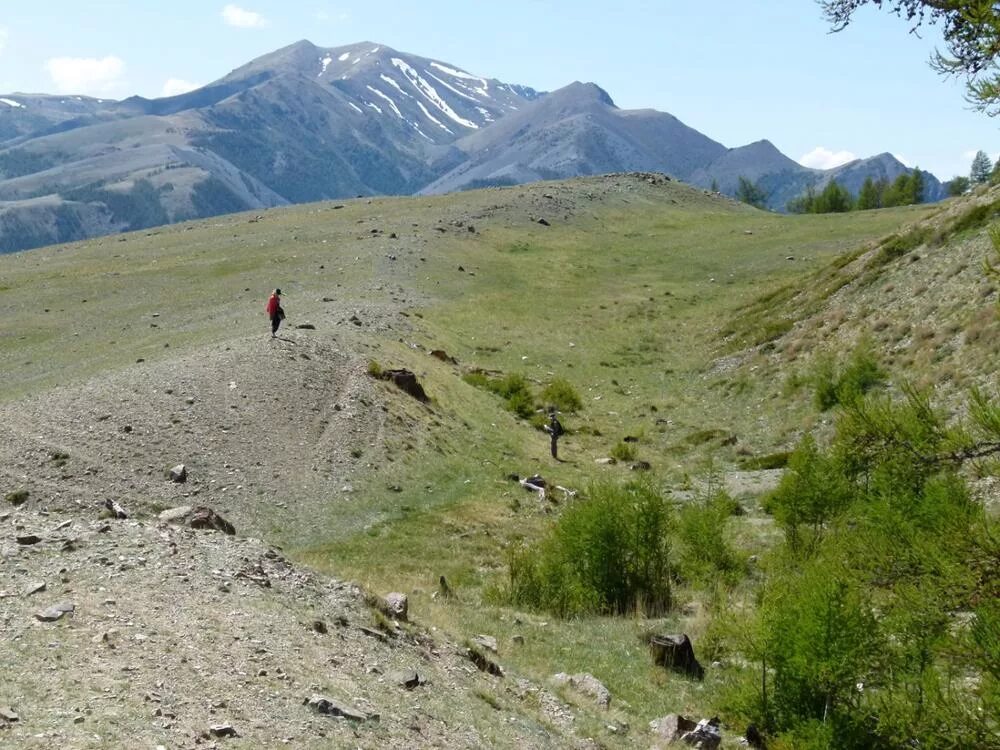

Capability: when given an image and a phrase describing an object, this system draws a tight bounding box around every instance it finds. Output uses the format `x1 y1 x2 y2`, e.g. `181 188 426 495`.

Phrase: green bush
610 441 637 462
366 360 383 378
506 480 672 617
676 493 744 586
5 489 29 505
811 341 886 411
539 378 583 413
738 388 1000 748
463 371 538 418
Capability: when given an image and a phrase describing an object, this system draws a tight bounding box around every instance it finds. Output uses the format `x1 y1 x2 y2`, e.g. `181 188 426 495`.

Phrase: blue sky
0 1 995 179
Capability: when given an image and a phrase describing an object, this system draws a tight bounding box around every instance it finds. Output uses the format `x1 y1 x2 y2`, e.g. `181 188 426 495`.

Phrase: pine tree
710 178 719 193
971 150 993 183
814 180 853 213
909 167 925 204
736 176 767 209
856 177 881 210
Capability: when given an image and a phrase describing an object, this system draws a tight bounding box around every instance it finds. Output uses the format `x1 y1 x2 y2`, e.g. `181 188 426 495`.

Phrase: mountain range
0 39 945 253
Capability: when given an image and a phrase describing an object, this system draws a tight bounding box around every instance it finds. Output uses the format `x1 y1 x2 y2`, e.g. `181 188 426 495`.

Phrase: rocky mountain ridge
0 39 941 253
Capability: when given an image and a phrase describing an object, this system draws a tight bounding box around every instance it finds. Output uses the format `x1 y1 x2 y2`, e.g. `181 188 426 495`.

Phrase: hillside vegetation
1 174 997 748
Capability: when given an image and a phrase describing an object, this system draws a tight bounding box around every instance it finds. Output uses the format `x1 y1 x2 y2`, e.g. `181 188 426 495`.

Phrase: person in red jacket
265 288 284 337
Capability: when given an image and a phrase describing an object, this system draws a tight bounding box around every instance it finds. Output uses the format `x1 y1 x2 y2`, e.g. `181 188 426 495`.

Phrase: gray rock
168 464 187 483
650 713 697 743
35 601 75 622
473 634 498 653
384 592 408 621
389 669 425 690
552 672 611 709
188 506 236 535
595 457 617 465
209 723 238 738
680 717 722 749
24 581 46 596
158 506 193 524
304 694 368 721
16 534 42 545
0 706 19 723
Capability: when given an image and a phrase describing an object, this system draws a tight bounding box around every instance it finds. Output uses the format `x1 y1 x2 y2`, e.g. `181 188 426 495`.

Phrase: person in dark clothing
265 288 284 337
544 409 564 459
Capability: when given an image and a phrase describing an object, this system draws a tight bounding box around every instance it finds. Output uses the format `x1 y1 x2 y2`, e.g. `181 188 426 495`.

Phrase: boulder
650 634 704 679
189 506 236 535
209 723 238 738
0 706 20 723
168 464 187 483
389 669 425 690
158 505 193 524
381 369 429 402
304 694 368 721
35 601 75 622
650 713 697 744
383 592 408 621
473 634 498 653
159 505 235 535
552 672 611 709
680 717 722 749
430 349 457 364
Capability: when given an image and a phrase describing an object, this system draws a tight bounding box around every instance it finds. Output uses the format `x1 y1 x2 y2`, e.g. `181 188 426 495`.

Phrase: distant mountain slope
421 82 728 193
0 39 945 252
688 143 945 210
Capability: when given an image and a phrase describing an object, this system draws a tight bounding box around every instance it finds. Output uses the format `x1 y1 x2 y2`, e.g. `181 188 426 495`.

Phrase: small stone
24 581 46 596
512 635 525 646
16 534 42 545
209 723 238 738
312 620 328 634
552 672 611 709
35 601 75 622
168 464 187 483
0 707 19 723
595 457 617 465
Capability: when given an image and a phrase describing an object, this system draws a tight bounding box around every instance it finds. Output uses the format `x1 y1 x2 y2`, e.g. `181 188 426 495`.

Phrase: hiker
544 409 564 459
265 288 284 337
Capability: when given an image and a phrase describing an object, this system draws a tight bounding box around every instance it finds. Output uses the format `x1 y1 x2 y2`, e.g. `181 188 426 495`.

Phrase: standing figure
265 288 284 338
544 410 564 459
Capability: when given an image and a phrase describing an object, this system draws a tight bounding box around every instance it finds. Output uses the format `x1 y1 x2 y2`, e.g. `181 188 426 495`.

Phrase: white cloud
0 26 8 55
45 56 126 95
222 4 269 28
798 146 858 170
161 78 200 97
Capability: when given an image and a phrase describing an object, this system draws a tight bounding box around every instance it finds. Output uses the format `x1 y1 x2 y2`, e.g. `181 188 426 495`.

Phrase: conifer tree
971 149 993 183
856 176 881 209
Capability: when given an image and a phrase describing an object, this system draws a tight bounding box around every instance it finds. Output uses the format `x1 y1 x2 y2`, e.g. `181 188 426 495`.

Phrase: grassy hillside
4 174 995 748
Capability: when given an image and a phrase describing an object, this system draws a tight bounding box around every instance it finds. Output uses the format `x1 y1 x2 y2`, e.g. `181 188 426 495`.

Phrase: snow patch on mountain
319 56 333 76
366 85 402 118
425 71 481 104
380 74 413 99
429 61 489 96
364 100 382 114
415 100 453 134
391 57 478 129
0 97 24 108
348 101 363 114
338 52 350 61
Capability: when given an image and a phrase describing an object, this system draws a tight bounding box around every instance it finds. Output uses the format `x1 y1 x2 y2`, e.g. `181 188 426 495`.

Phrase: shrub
5 489 29 505
811 341 886 411
610 441 637 462
539 377 583 413
506 480 672 617
676 493 745 586
366 360 383 378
